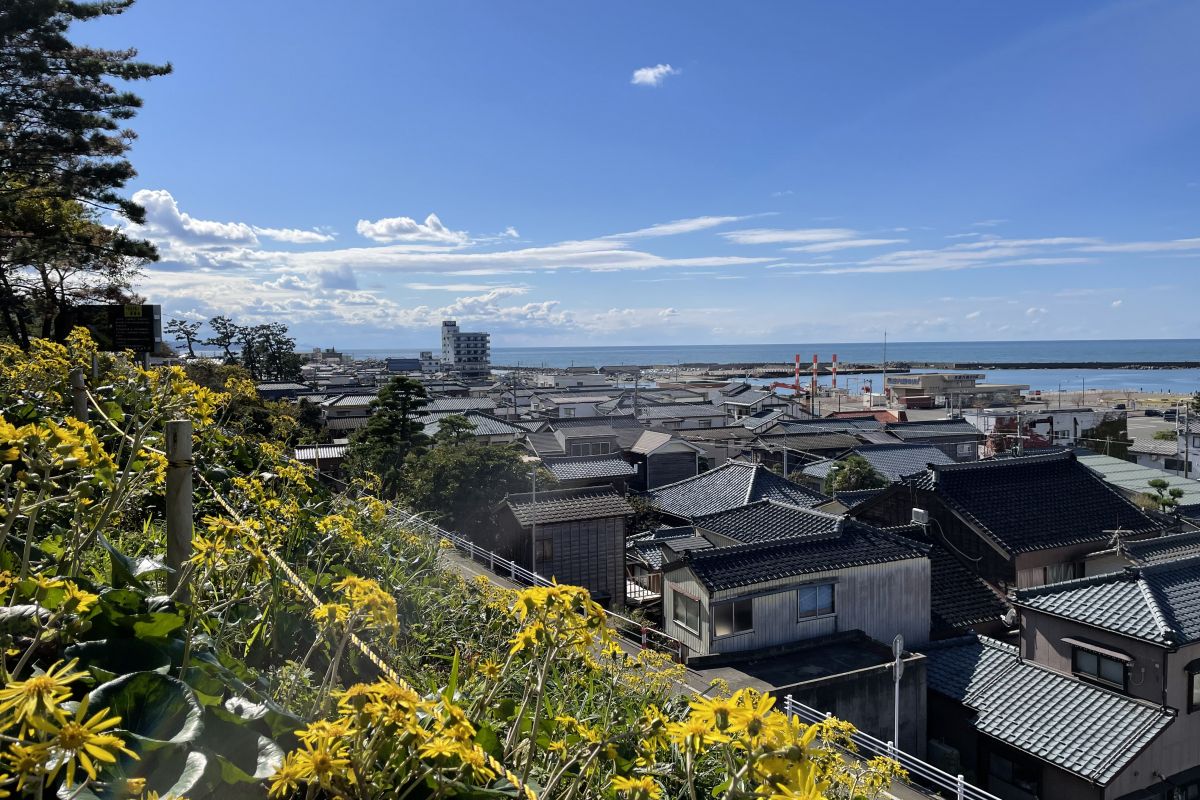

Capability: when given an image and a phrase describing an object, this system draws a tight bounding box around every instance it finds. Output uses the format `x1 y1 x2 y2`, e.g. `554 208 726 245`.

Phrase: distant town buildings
440 319 490 379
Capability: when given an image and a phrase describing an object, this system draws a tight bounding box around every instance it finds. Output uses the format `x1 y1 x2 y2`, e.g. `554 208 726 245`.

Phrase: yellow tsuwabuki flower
0 660 88 731
611 775 663 800
37 699 136 788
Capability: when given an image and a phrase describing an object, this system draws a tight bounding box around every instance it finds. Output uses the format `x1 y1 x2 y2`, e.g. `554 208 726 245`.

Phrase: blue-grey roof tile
925 636 1174 785
543 455 637 481
647 461 829 519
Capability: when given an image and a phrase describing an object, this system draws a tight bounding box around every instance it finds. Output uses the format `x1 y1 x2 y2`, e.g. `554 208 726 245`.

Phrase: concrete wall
781 654 927 756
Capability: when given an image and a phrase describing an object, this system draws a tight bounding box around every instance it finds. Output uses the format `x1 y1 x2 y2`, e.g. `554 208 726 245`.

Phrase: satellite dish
1002 609 1016 627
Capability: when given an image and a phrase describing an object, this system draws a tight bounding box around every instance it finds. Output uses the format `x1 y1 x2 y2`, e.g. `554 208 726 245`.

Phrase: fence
395 510 686 661
783 696 999 800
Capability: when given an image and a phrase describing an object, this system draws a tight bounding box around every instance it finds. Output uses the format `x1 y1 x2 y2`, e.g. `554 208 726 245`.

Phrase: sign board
892 634 905 681
65 305 162 354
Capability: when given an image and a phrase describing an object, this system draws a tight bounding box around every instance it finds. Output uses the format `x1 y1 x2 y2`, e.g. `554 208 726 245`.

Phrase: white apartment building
440 320 490 379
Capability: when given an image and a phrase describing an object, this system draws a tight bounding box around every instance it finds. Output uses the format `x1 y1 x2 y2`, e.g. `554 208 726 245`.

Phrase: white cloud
721 228 856 245
405 282 508 292
130 189 258 245
1025 307 1047 317
355 212 469 245
612 215 750 239
503 226 520 238
785 238 908 254
965 310 982 320
631 64 680 87
771 190 794 197
1111 299 1123 308
1078 237 1200 253
972 219 1007 227
253 226 336 244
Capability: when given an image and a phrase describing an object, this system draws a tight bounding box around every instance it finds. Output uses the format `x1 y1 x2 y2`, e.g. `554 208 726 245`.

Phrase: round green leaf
58 746 209 800
64 639 171 683
196 710 284 782
88 672 203 746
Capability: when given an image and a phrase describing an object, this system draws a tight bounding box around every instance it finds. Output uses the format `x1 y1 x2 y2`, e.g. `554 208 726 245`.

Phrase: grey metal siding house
626 430 703 491
496 487 634 608
658 513 930 657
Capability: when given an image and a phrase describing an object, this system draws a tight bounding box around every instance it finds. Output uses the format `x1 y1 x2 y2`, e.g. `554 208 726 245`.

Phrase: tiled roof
924 636 1173 785
927 545 1007 632
636 404 727 420
256 382 309 392
326 416 371 431
1123 531 1200 566
885 419 984 440
803 444 956 484
741 409 786 431
550 415 643 429
292 444 349 461
777 418 884 434
908 451 1162 554
545 395 613 404
1077 453 1200 511
676 426 759 442
505 487 634 527
755 432 861 453
1014 556 1200 645
831 488 886 510
543 455 637 482
630 528 713 570
324 393 378 408
424 397 497 413
422 411 526 437
694 500 843 543
672 518 926 592
1128 438 1180 456
721 390 772 407
647 461 829 519
526 432 566 457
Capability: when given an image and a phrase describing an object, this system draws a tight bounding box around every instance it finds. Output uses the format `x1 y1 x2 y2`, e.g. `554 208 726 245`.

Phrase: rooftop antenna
881 330 888 409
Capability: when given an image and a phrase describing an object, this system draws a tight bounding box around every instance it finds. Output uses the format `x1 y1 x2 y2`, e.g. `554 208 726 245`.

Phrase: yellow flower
37 698 136 787
0 660 87 731
689 694 745 733
2 743 49 790
269 753 306 798
286 738 353 789
478 659 502 680
611 775 663 799
60 583 100 614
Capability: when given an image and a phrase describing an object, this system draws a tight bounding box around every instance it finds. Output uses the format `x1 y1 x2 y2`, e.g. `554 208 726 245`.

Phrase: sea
344 339 1200 394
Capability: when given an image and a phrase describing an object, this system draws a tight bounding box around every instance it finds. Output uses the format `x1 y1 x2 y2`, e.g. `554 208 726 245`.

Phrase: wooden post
70 368 88 421
165 420 194 598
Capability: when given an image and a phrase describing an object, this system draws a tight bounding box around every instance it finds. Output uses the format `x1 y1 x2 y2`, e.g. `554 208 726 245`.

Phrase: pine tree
345 378 431 497
166 319 203 358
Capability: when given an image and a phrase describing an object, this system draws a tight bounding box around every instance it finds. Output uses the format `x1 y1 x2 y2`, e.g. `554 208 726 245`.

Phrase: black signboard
66 305 163 354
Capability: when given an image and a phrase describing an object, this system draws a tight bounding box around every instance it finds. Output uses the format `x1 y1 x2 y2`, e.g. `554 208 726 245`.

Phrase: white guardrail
396 511 686 660
783 696 1000 800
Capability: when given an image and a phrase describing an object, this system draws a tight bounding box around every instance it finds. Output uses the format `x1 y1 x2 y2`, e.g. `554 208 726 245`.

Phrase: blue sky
87 0 1200 349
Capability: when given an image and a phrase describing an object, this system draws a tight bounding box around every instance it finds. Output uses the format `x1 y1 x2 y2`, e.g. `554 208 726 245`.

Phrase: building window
1072 647 1126 690
562 408 575 417
672 590 700 634
534 537 553 565
1189 667 1200 713
957 442 976 457
698 419 712 428
798 583 835 619
1043 563 1079 585
713 598 753 637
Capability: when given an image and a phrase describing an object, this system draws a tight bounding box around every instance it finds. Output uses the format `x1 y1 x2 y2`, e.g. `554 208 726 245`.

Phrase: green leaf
0 604 50 633
58 746 210 800
88 672 204 746
195 710 285 782
63 638 171 683
132 611 186 639
96 532 153 590
475 723 502 760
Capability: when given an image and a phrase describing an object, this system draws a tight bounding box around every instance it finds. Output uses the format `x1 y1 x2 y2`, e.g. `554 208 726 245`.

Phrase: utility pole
530 467 538 575
881 330 888 409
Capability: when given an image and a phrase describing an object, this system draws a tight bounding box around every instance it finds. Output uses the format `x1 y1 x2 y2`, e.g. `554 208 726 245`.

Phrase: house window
957 442 976 457
534 537 553 565
1043 563 1079 585
562 407 575 417
713 598 753 637
798 583 835 619
672 590 701 634
1189 666 1200 713
1072 647 1126 690
698 419 712 429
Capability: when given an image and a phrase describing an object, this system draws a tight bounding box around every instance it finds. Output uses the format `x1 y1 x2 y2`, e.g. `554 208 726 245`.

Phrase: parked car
1114 403 1126 410
1163 409 1177 421
1144 409 1162 417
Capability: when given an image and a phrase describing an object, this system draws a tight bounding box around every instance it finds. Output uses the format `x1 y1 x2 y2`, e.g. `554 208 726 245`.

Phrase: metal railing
783 696 999 800
395 511 686 660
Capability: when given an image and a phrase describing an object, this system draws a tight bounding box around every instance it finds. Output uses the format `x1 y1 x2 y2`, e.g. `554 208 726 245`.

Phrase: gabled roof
1014 556 1200 646
1128 438 1180 456
629 527 713 570
693 500 844 544
256 382 309 392
924 635 1173 785
323 393 378 408
504 487 634 527
424 397 497 413
885 419 984 440
668 517 926 592
741 409 787 431
647 461 829 519
292 444 349 461
1122 531 1200 566
630 430 702 456
550 415 643 429
721 389 772 407
927 544 1008 633
636 404 727 420
755 432 862 453
907 451 1162 554
543 455 637 482
830 488 886 510
802 444 956 484
421 410 526 438
777 418 885 434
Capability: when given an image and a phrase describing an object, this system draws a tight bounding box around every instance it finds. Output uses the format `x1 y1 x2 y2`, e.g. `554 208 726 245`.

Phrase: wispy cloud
405 282 513 292
612 215 751 239
785 238 908 254
254 226 336 244
1078 237 1200 253
720 228 856 245
964 310 982 320
631 63 680 87
972 219 1008 227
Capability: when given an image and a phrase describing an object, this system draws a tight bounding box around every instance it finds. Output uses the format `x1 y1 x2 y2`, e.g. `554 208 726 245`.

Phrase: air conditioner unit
911 508 930 526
